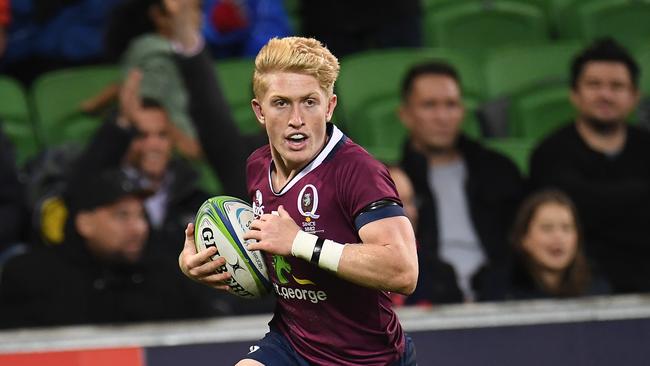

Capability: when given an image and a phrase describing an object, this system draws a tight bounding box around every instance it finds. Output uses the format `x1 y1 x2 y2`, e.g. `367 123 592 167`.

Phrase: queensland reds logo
297 184 320 219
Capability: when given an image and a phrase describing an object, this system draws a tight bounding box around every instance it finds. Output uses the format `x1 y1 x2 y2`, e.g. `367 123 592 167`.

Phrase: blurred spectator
33 67 233 261
169 0 274 315
90 0 203 159
91 0 288 156
202 0 292 59
114 83 210 259
1 0 120 84
171 0 266 186
529 38 650 293
0 168 219 329
299 0 422 58
399 62 524 304
27 0 270 316
507 190 610 300
0 123 26 256
39 0 253 255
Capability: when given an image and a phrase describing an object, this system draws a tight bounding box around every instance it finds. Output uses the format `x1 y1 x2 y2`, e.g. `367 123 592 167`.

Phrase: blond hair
253 37 340 98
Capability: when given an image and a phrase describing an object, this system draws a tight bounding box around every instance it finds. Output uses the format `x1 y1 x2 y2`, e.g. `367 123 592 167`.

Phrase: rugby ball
194 196 270 298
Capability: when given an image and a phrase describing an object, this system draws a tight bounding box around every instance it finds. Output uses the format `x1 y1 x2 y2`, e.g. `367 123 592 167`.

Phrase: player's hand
179 223 232 291
245 205 300 256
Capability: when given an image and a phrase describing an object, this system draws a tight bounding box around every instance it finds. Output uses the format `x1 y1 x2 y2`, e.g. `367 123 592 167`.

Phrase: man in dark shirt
529 38 650 293
398 62 523 303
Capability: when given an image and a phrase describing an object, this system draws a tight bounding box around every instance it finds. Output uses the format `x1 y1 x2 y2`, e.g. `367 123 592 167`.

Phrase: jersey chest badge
298 184 323 233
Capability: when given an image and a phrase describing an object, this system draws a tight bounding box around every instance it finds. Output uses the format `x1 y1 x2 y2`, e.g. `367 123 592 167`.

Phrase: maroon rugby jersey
246 123 406 365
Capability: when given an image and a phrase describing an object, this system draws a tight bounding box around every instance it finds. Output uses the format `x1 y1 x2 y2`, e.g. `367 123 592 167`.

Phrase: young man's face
252 72 337 172
400 74 464 154
571 61 639 129
126 108 173 181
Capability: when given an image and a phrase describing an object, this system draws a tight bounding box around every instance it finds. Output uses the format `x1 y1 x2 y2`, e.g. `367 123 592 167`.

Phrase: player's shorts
242 329 417 366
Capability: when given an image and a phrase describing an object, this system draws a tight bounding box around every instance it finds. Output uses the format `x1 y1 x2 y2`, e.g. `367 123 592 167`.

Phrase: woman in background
508 190 609 299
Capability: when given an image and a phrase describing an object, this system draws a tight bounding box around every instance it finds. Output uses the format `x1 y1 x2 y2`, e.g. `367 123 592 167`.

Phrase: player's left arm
245 205 418 295
337 214 418 295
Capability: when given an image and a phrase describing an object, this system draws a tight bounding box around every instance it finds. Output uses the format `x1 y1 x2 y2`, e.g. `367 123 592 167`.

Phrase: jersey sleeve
245 145 270 198
336 149 403 230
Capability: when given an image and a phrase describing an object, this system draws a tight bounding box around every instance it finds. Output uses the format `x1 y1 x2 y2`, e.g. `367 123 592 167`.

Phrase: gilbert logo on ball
194 196 270 298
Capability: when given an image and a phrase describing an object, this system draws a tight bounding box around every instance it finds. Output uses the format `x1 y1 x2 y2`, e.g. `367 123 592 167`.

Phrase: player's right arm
179 223 232 291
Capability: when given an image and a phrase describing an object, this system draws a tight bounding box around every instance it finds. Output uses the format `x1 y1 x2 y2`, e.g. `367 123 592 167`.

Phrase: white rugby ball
194 196 270 298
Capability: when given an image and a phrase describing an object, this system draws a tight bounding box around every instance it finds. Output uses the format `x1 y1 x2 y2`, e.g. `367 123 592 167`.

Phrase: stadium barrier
1 294 649 365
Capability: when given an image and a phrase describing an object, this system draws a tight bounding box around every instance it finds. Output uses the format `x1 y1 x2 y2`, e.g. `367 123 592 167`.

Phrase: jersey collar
268 123 345 196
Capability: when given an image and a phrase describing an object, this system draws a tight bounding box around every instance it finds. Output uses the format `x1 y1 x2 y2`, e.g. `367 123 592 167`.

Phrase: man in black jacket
529 39 650 293
0 168 217 328
398 62 524 303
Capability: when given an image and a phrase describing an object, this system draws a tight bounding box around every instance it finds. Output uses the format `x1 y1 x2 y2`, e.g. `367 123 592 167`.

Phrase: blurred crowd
1 0 650 330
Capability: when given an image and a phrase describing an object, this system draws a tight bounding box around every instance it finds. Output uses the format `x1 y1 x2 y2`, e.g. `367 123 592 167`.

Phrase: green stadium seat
484 41 582 98
423 1 550 49
509 84 575 141
0 76 40 165
337 48 485 162
31 65 120 147
484 137 536 175
557 0 650 48
214 58 262 135
424 0 556 18
548 0 576 14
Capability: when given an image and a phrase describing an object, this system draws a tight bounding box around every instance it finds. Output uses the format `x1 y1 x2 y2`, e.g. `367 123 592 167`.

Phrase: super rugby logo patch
252 189 264 218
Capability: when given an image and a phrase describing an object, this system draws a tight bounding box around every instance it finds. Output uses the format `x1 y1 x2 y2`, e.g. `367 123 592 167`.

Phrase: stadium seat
214 58 262 135
557 0 650 48
509 84 575 141
424 0 556 19
484 137 536 175
484 41 582 98
0 76 40 165
423 0 551 49
31 65 120 147
337 48 485 162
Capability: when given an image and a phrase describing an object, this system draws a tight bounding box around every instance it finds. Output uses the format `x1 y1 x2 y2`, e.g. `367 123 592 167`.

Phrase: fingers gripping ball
194 196 271 298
